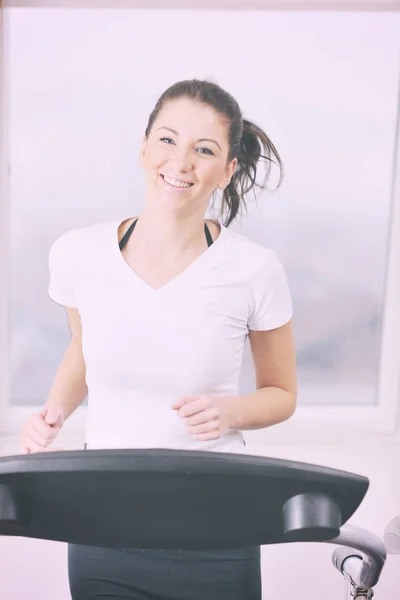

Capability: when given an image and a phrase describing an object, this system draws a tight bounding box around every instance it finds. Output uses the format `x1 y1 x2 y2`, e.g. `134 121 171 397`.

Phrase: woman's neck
127 208 209 260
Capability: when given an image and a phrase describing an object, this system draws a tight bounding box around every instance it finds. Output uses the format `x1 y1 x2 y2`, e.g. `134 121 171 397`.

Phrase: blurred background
0 1 400 599
6 7 398 408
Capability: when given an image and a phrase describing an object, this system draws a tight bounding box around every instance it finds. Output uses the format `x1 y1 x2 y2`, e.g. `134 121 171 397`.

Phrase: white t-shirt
48 218 293 454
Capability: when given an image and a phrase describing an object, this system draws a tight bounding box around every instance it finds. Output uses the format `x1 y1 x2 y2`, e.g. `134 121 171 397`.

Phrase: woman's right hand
20 405 65 454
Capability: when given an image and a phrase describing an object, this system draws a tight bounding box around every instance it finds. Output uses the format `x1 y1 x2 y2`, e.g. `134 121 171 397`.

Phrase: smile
161 174 194 189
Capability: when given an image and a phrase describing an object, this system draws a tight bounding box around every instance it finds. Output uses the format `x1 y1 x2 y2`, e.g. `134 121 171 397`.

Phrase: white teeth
163 175 192 188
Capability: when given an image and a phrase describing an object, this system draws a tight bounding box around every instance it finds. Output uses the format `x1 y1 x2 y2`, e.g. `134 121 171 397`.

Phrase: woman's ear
217 157 238 190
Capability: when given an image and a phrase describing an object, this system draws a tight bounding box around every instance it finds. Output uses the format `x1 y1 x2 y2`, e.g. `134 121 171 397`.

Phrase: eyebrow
156 126 222 151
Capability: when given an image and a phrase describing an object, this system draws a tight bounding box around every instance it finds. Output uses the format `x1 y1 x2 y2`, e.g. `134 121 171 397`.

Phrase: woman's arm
43 307 88 419
173 321 297 439
228 320 297 430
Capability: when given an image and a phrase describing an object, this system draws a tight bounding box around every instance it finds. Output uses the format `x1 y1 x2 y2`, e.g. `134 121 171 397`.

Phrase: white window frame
0 1 399 447
2 1 400 11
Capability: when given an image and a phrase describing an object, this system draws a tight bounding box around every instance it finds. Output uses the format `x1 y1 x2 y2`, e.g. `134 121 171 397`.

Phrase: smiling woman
18 77 295 600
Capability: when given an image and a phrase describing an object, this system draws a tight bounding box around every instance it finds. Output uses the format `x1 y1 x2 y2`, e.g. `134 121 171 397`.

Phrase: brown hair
145 79 283 227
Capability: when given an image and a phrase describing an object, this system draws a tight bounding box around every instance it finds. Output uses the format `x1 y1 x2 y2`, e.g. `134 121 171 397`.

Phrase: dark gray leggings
68 543 262 600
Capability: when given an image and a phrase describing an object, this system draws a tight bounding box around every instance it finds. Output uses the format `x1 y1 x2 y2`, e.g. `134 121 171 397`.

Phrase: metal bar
330 524 387 589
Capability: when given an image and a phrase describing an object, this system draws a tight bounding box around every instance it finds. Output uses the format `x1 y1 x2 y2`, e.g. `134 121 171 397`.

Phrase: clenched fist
171 394 235 441
20 404 65 454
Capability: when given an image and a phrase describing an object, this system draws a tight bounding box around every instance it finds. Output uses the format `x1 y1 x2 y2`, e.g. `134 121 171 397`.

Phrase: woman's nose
171 149 194 172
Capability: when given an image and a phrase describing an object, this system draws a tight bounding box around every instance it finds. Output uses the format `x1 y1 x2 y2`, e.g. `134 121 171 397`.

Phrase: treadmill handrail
330 523 387 589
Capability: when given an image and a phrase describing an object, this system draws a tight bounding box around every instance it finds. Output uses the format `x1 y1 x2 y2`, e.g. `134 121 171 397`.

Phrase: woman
20 79 297 600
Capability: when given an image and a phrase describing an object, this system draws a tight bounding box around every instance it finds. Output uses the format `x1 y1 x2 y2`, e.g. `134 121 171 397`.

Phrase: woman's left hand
171 395 236 441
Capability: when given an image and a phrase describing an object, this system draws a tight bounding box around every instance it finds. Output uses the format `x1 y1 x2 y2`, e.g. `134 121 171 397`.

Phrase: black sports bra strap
204 223 213 248
118 218 214 251
119 218 138 251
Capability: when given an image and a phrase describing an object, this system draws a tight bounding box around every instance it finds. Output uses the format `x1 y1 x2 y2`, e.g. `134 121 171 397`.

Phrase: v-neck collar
112 217 227 293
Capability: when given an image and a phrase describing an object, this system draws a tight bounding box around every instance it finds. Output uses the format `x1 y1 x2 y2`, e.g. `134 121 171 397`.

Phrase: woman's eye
159 138 213 156
197 147 214 156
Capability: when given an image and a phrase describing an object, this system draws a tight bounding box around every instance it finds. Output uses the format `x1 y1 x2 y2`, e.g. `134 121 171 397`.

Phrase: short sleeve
48 232 78 308
248 252 293 331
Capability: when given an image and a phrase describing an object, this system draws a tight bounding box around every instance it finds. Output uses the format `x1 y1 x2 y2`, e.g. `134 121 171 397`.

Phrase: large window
1 6 400 441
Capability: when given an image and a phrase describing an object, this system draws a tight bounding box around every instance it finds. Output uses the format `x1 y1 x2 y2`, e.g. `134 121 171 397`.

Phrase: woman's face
139 98 237 213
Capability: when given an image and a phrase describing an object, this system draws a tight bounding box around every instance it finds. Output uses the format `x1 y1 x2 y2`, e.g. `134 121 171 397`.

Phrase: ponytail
220 119 284 227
